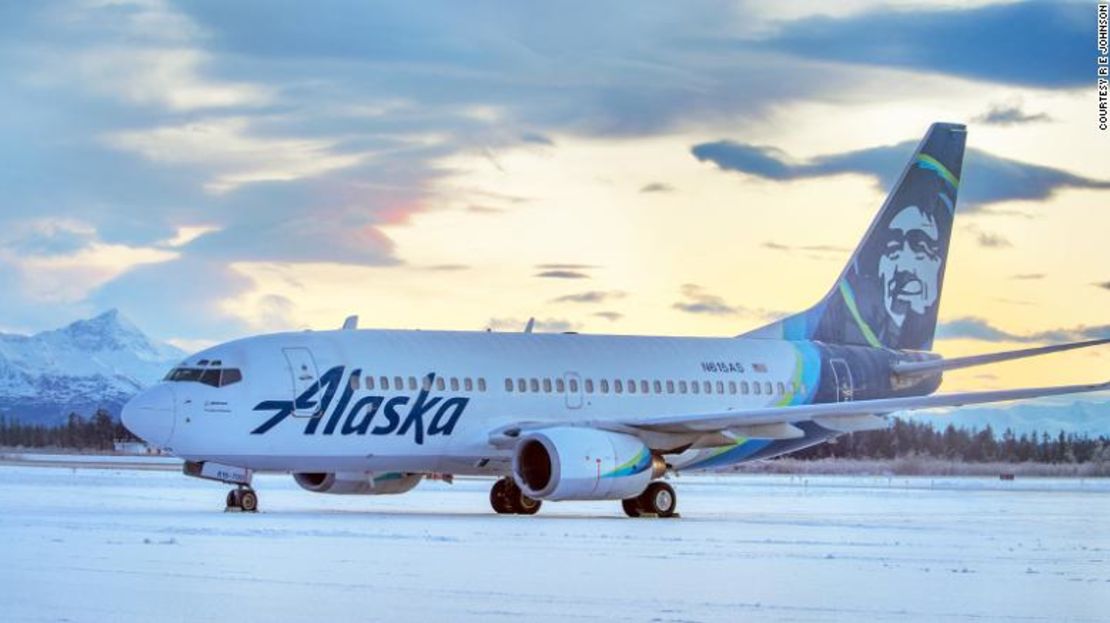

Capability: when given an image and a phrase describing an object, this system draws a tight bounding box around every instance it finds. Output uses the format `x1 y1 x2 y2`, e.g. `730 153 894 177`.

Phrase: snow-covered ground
0 465 1107 622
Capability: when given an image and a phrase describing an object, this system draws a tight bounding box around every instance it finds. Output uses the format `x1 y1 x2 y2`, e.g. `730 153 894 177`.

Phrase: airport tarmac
0 460 1107 622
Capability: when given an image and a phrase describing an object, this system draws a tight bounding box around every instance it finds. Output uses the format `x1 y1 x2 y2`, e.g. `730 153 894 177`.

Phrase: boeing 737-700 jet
122 123 1108 517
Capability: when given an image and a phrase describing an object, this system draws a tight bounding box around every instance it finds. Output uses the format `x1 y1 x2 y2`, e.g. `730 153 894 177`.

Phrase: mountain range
0 310 184 425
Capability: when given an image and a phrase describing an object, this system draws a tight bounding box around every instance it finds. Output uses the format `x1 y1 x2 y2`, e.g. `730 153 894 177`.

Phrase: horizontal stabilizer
893 338 1109 376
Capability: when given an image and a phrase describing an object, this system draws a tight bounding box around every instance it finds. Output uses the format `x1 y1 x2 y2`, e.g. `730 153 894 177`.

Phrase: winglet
524 317 535 334
342 315 359 330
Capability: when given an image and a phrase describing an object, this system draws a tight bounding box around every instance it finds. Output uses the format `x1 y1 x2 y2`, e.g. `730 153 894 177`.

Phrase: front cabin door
283 347 321 417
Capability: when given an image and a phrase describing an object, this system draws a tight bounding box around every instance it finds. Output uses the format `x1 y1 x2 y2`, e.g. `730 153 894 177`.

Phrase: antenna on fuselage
342 315 359 330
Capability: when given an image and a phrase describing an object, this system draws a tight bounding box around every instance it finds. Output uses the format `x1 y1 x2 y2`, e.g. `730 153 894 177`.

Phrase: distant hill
907 398 1110 437
0 310 184 425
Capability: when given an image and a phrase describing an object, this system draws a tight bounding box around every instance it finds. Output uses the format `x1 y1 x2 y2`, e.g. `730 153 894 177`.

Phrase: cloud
672 284 740 316
937 317 1110 344
536 263 596 270
466 205 504 214
757 2 1091 88
520 132 554 146
762 241 851 259
424 264 469 272
536 270 590 279
551 290 625 304
692 139 1110 210
1095 281 1110 291
1011 274 1044 280
965 225 1011 249
639 182 673 193
593 311 623 322
974 104 1051 126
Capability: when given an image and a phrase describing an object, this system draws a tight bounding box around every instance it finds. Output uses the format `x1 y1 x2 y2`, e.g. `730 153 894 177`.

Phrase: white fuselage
136 329 817 475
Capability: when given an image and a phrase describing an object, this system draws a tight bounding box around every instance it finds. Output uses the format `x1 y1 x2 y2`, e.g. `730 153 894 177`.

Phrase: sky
0 0 1107 398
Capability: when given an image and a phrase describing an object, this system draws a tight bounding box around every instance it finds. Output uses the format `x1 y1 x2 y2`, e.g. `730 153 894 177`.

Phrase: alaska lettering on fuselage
250 369 467 444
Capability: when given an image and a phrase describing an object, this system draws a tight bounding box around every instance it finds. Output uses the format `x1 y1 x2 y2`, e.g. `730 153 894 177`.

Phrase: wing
489 380 1109 448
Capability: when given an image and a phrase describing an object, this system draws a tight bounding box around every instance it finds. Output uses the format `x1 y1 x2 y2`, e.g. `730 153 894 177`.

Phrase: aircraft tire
239 489 259 513
621 498 642 518
639 481 677 518
489 478 513 514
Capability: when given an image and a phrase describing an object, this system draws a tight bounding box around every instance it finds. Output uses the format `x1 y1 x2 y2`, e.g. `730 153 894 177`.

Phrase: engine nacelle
293 471 423 495
512 427 665 501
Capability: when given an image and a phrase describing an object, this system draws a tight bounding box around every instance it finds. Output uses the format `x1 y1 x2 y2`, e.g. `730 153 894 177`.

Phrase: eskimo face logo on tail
250 368 467 444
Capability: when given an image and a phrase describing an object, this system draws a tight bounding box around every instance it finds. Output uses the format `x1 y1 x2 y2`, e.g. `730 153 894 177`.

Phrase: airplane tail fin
744 122 967 351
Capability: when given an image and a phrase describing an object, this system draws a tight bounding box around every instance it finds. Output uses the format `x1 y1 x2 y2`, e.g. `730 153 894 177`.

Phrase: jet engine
293 471 423 495
512 427 665 501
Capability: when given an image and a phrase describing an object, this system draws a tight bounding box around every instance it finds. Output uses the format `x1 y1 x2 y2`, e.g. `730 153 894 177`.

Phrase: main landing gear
622 481 678 518
490 477 542 515
225 485 259 513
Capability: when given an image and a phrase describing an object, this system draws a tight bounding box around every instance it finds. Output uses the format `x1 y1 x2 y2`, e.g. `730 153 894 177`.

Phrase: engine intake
512 427 665 501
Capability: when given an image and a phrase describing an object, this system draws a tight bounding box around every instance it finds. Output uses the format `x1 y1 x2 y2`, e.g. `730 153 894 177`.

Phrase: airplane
121 122 1108 517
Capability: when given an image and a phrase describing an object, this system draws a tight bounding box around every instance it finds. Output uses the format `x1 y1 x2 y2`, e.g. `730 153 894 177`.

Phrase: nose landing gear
225 486 259 513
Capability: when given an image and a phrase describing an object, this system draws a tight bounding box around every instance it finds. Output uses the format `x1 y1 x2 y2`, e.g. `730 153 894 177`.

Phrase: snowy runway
1 465 1107 622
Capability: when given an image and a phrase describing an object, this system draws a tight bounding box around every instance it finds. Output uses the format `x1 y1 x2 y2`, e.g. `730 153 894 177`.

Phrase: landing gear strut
490 477 542 515
622 481 677 518
225 485 259 513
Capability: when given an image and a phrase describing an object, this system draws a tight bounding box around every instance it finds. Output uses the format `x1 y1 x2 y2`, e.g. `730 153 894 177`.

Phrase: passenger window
753 382 761 395
741 381 749 395
421 376 432 391
777 382 785 395
600 379 609 393
640 380 649 394
450 378 459 391
478 378 487 392
626 380 635 394
765 382 773 395
585 379 594 393
464 378 473 391
436 377 446 391
691 381 700 395
350 375 360 391
555 378 565 392
381 376 390 390
408 377 417 391
716 381 724 394
703 381 712 394
666 380 675 394
517 378 527 392
569 379 579 392
728 381 736 395
365 376 375 390
505 378 513 392
394 376 403 390
530 378 539 392
220 368 243 387
679 381 687 394
542 378 552 393
653 380 662 394
615 380 623 394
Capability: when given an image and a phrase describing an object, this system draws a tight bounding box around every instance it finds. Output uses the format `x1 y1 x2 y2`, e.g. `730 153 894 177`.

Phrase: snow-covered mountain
0 310 185 425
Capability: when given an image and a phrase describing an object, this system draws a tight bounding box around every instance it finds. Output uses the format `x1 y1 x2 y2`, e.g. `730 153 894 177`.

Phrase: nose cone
121 384 176 448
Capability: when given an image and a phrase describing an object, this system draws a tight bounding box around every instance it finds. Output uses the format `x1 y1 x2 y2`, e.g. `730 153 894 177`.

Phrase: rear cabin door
829 358 854 402
283 347 321 417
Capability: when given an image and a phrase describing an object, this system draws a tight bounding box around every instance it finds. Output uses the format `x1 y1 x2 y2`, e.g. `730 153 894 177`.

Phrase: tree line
0 410 137 451
792 418 1110 464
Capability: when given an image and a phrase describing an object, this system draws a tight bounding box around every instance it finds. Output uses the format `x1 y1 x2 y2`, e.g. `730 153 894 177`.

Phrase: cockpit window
165 366 244 388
